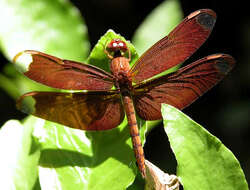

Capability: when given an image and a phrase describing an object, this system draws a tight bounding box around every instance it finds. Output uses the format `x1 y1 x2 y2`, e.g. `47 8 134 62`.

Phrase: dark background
0 0 249 184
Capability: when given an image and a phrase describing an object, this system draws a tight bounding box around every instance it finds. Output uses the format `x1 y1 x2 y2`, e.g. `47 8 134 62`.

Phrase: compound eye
119 42 124 47
106 39 128 53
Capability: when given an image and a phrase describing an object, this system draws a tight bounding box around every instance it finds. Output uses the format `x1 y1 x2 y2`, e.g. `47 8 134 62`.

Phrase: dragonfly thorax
110 56 132 87
106 39 133 92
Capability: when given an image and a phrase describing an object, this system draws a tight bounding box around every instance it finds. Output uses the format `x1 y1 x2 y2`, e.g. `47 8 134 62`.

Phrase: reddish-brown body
110 57 131 83
14 9 236 179
109 51 146 177
122 95 145 177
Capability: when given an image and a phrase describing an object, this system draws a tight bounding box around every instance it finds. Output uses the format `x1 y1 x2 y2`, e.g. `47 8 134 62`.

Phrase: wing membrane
17 91 124 130
130 9 217 83
13 50 114 90
133 54 235 120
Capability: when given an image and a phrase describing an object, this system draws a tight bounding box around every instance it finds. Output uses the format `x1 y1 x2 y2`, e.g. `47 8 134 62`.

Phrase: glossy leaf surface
0 117 41 189
162 104 249 190
0 116 142 190
37 120 138 190
0 0 90 98
0 0 89 61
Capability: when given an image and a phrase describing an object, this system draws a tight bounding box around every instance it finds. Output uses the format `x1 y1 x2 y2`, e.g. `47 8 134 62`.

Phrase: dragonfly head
106 39 128 57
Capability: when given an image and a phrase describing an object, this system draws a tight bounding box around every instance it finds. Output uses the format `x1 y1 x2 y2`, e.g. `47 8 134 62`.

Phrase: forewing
17 91 124 130
13 50 114 90
130 9 217 83
133 54 235 120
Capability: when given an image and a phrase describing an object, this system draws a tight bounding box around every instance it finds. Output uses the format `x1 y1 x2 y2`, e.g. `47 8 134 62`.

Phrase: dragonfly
13 9 235 178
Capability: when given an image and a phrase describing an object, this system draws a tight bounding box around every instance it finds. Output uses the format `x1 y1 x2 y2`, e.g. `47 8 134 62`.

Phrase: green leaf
126 175 145 190
0 0 90 98
0 64 57 99
87 29 139 72
161 104 249 190
0 116 145 189
34 120 137 190
0 117 41 189
132 0 183 55
0 0 89 61
0 70 20 98
1 30 147 189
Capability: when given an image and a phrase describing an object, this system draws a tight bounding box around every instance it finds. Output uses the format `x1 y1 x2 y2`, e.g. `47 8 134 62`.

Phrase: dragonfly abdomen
122 95 146 178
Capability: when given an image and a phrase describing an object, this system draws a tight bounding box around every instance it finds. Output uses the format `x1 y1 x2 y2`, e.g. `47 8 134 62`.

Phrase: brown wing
17 90 124 130
13 50 114 90
130 9 217 83
132 54 235 120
